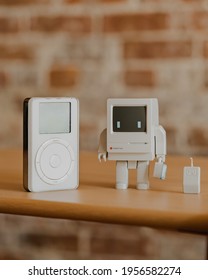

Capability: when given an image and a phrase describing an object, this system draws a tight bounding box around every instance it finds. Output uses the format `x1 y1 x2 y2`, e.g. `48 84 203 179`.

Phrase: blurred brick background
0 0 207 259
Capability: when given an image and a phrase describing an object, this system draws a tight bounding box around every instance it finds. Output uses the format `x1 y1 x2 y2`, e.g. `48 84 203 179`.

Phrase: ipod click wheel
23 97 79 192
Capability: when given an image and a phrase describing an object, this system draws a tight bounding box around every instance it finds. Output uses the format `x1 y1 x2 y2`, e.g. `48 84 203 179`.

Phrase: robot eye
117 121 121 129
137 121 141 128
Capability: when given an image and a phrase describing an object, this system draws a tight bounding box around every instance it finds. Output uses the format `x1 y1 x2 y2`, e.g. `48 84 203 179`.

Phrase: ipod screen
39 102 71 134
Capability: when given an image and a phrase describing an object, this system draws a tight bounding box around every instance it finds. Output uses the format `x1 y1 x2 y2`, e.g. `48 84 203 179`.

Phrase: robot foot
136 183 149 190
116 183 128 190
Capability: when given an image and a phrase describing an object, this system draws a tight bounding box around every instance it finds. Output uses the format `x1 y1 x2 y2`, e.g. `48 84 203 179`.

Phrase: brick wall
0 0 208 154
0 214 206 259
0 0 208 260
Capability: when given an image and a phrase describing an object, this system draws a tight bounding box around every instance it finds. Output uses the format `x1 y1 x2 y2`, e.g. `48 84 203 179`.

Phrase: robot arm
98 128 107 162
153 125 167 179
154 125 166 162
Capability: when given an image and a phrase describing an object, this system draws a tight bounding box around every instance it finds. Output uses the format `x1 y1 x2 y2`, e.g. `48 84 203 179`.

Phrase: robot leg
116 161 128 189
136 161 150 190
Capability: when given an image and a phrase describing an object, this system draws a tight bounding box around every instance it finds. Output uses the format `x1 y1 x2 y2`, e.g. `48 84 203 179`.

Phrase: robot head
107 98 159 155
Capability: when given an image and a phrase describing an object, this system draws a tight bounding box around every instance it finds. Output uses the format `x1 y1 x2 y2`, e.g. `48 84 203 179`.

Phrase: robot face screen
113 106 146 132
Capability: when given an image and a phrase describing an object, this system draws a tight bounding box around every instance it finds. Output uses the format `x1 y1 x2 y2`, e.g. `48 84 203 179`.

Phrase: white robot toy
98 98 167 190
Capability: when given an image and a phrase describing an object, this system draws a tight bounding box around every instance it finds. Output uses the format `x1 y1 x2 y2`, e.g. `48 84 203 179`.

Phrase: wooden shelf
0 149 208 234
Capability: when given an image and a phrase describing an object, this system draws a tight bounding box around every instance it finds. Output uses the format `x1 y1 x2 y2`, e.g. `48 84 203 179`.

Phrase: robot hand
98 152 107 162
153 157 167 180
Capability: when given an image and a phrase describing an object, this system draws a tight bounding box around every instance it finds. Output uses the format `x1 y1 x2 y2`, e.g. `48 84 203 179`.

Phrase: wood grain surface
0 149 208 234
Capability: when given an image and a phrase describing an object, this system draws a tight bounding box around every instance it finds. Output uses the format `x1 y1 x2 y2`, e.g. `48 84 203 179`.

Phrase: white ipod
23 97 79 192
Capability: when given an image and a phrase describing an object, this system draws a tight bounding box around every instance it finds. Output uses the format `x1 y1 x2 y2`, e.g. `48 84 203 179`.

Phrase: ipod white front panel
26 97 79 192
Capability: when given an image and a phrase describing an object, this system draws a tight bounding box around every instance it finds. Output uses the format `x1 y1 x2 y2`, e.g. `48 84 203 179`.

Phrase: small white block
153 162 167 180
183 166 200 194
